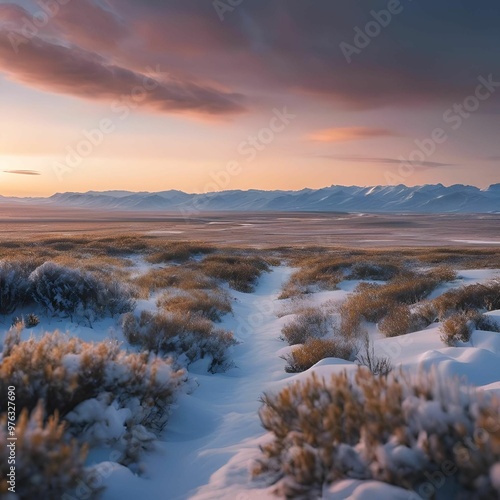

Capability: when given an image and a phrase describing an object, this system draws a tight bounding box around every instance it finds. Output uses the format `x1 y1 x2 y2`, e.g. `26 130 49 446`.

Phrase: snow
3 263 500 498
324 480 417 499
101 266 295 499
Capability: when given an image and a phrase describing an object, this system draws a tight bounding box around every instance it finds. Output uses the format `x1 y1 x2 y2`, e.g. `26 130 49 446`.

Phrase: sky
0 0 499 197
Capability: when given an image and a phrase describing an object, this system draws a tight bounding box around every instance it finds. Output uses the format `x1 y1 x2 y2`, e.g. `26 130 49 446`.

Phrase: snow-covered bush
281 308 331 345
29 262 134 323
0 404 89 499
0 261 31 314
254 369 500 499
0 332 186 463
379 304 429 337
122 311 236 372
157 289 232 322
281 338 356 373
440 310 500 346
440 312 475 346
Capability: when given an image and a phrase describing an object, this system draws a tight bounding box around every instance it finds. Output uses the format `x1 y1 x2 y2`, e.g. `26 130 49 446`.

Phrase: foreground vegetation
254 369 500 499
1 236 499 498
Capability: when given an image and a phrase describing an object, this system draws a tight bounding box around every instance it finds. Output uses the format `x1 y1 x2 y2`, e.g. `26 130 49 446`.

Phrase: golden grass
157 289 232 321
281 307 331 345
132 266 218 299
281 338 355 373
198 253 272 292
146 241 214 263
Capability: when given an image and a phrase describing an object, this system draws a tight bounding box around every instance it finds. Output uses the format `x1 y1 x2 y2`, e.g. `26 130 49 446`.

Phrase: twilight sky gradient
1 0 499 196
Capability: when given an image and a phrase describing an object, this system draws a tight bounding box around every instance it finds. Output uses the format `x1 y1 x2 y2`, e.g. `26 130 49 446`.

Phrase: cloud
0 17 245 117
4 169 41 175
1 0 500 114
320 155 454 168
307 127 397 142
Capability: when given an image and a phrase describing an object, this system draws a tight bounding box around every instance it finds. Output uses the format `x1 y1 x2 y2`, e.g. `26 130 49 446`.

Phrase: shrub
122 311 236 372
440 312 474 346
0 261 31 314
415 300 439 324
339 270 455 337
281 308 331 345
0 331 186 461
378 304 429 337
146 241 214 263
278 280 304 300
279 260 344 299
0 404 90 499
356 337 393 376
199 254 270 292
432 280 500 320
133 267 217 298
254 369 500 498
11 313 40 329
157 289 232 322
282 338 356 373
29 262 134 323
440 310 500 346
474 313 500 332
347 262 399 280
25 313 40 328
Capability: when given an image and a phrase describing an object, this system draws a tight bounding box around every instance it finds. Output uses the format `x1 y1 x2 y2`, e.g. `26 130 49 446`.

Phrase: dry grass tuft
146 241 214 263
432 279 500 320
281 308 331 345
440 310 500 346
199 253 271 292
281 338 356 373
132 266 218 298
157 289 232 322
339 269 457 337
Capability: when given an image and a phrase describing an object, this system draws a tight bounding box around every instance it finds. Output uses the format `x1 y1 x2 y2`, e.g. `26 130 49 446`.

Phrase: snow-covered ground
2 264 499 499
99 266 500 499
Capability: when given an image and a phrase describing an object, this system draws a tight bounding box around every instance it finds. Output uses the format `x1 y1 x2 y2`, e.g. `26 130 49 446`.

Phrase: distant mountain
1 184 499 213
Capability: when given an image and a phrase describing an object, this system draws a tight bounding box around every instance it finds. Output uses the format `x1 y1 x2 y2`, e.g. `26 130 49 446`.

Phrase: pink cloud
0 30 245 116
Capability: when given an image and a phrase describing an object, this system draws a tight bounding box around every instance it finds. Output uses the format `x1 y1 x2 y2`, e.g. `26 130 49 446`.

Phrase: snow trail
103 266 293 499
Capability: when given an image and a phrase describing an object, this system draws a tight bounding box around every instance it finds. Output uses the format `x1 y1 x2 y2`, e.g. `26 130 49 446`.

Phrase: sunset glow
1 1 499 196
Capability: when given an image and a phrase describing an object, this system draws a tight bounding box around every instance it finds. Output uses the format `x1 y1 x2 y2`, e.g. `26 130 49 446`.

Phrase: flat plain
1 206 499 247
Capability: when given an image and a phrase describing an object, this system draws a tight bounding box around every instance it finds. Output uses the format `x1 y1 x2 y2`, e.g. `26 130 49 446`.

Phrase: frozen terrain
2 260 499 499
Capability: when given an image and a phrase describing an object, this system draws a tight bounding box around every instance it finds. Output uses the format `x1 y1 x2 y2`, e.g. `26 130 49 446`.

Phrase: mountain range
1 184 499 213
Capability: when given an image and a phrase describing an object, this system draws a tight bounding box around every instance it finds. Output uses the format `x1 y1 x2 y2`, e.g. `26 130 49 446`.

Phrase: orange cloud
307 127 397 143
